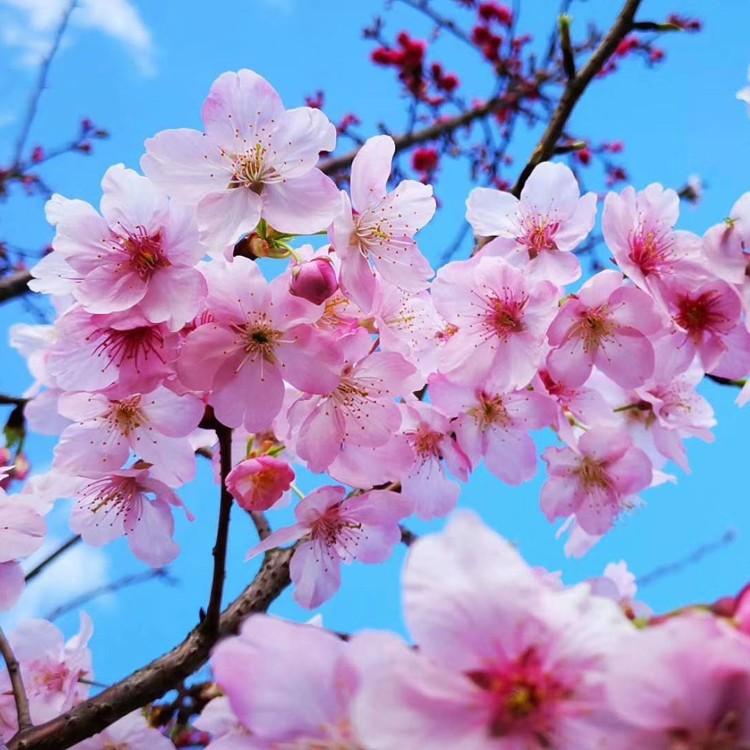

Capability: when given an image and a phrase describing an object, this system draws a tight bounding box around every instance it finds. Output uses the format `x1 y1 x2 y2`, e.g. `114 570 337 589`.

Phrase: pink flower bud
225 456 294 512
289 257 338 305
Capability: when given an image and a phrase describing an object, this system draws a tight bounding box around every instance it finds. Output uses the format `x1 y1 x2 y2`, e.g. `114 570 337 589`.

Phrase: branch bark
510 0 642 196
0 626 33 733
0 271 32 305
7 547 293 750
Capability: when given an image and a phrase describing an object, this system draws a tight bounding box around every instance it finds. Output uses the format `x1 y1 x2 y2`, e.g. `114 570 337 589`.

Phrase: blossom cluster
0 67 749 615
0 63 749 747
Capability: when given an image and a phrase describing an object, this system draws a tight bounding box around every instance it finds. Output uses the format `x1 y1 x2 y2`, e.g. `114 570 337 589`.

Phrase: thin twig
201 423 234 634
0 627 33 732
249 511 271 540
12 0 78 166
45 568 176 622
0 271 32 305
510 0 643 196
24 535 81 583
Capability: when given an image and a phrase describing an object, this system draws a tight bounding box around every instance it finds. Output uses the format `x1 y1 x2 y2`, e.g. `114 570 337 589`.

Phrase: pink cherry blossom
332 135 435 311
0 488 45 611
0 615 92 738
142 69 340 249
248 485 409 608
177 256 341 433
68 467 191 567
30 165 207 329
194 696 260 750
289 256 339 305
431 374 555 485
211 615 362 747
602 183 704 291
397 401 471 519
353 512 630 750
289 330 420 472
546 269 663 389
46 308 178 396
225 456 294 512
541 427 653 534
467 161 597 284
54 386 204 487
702 193 750 291
432 256 558 389
71 710 175 750
606 614 750 749
655 276 742 371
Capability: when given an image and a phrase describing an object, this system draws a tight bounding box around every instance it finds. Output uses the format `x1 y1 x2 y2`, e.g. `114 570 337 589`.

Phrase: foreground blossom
467 161 597 284
248 485 409 608
541 427 653 534
142 69 340 249
30 165 207 329
211 615 363 748
606 614 750 748
71 710 174 750
353 512 630 749
432 256 558 389
546 269 663 389
332 135 435 311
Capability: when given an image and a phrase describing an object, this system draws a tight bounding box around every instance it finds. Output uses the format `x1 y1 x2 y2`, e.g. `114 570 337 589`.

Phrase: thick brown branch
0 627 33 732
510 0 642 196
8 547 293 750
0 271 32 305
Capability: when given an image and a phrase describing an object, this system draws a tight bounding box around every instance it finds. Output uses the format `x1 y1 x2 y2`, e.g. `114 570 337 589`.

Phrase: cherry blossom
602 183 704 291
467 161 597 284
177 256 341 433
430 374 555 484
332 135 435 311
353 512 630 750
30 165 207 330
225 456 294 512
0 615 93 739
541 427 653 534
432 256 558 389
546 269 663 389
142 69 340 250
289 255 339 305
606 614 750 749
71 710 174 750
68 467 191 567
247 485 409 608
54 386 204 487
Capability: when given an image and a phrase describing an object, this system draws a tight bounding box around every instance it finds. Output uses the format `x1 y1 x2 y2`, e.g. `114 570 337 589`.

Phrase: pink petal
262 169 340 235
290 540 341 609
350 135 394 212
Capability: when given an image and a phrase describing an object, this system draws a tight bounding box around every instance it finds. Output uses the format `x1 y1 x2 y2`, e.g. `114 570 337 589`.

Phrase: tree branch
0 627 33 732
510 0 642 196
201 423 234 635
0 271 33 305
7 546 293 750
25 535 81 582
12 0 78 166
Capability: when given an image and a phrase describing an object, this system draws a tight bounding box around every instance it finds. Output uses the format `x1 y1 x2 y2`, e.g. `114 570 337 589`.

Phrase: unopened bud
289 257 338 305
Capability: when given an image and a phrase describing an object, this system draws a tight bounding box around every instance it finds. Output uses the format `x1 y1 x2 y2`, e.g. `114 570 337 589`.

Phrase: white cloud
0 0 155 74
0 537 110 629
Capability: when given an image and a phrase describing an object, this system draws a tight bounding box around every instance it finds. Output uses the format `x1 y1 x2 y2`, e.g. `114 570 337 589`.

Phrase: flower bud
225 456 294 511
289 257 338 305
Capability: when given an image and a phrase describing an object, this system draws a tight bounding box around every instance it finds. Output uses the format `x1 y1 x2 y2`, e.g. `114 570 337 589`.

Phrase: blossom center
470 392 510 429
485 295 527 340
109 396 146 435
29 661 71 694
668 710 747 750
674 290 728 340
311 507 363 553
91 325 166 371
236 316 282 362
519 217 559 259
629 227 671 276
120 226 169 280
574 455 611 492
570 307 615 352
79 475 139 516
409 425 442 458
231 143 278 191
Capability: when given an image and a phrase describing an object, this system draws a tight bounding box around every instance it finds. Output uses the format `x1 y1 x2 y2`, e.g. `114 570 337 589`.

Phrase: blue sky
0 0 749 686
